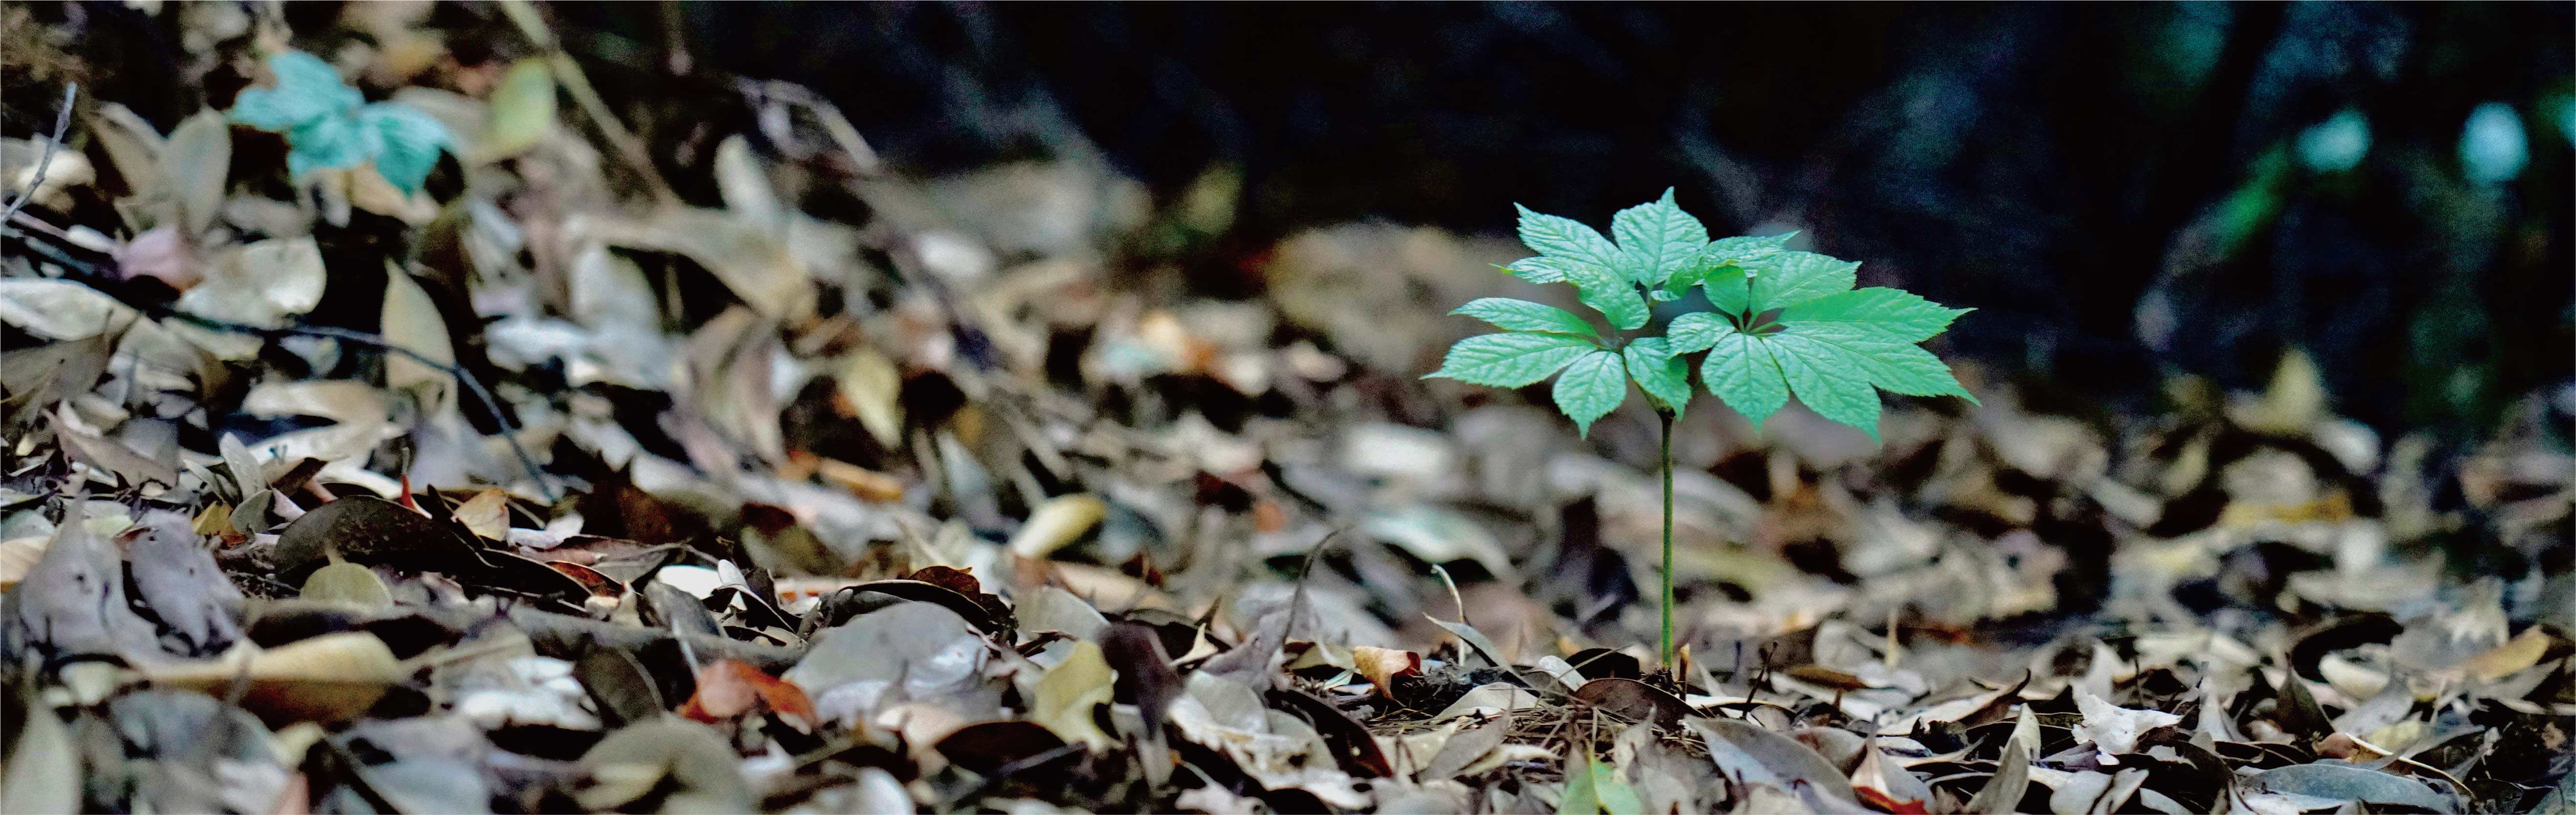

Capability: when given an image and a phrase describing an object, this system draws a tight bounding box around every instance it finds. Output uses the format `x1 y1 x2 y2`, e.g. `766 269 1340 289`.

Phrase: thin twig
156 310 562 502
0 224 561 500
0 84 78 227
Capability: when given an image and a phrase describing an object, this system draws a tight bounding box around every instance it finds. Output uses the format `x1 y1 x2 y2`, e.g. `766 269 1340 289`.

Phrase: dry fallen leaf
453 488 511 541
144 632 405 722
1030 639 1117 750
2073 691 2183 762
677 658 815 723
1009 494 1106 559
1350 645 1422 699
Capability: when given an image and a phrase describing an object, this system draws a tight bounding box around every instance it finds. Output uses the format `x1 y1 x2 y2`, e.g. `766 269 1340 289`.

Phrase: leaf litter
2 6 2572 815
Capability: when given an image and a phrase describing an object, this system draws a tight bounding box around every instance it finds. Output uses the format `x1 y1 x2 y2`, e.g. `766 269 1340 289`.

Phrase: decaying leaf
677 658 814 722
2072 690 2182 761
1009 493 1107 559
1352 645 1422 698
1030 639 1117 750
118 513 244 655
576 715 756 813
783 601 990 725
144 632 405 722
1689 717 1862 807
299 561 393 609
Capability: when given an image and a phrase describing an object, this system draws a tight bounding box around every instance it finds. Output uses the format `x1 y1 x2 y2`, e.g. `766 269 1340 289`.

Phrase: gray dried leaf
2244 762 2455 813
1963 737 2032 815
577 715 755 813
12 507 150 660
1688 717 1862 809
1420 713 1510 780
784 601 990 725
2 688 78 815
163 109 231 237
119 513 244 655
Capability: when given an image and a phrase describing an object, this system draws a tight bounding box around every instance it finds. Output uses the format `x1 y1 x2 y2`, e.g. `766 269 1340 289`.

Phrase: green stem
1658 409 1676 675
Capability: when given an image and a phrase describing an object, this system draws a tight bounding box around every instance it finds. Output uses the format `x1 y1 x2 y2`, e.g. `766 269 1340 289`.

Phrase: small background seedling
229 50 452 193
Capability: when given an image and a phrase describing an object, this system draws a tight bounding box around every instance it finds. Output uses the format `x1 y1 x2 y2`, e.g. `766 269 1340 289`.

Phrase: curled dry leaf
1420 712 1511 780
1030 639 1116 750
271 494 474 578
0 279 137 341
1430 683 1539 722
1009 493 1107 559
168 237 326 359
784 601 989 725
677 658 815 723
1851 737 1933 814
299 561 393 609
575 715 756 813
1351 645 1422 698
1963 738 2033 815
119 514 244 655
2244 762 2456 813
1573 677 1693 728
2072 690 2182 762
144 632 404 723
1688 717 1862 807
452 488 511 541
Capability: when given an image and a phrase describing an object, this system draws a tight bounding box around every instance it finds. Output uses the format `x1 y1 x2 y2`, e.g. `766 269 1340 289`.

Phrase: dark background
28 1 2569 438
601 2 2572 439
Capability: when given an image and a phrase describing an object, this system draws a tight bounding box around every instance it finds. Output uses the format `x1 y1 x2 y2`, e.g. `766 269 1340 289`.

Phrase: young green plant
1426 190 1974 671
228 50 452 194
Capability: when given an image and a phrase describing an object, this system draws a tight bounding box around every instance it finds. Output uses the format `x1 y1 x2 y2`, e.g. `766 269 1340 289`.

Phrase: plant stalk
1658 409 1676 674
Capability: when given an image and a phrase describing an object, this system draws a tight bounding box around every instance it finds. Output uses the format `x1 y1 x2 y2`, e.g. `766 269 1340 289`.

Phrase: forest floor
2 4 2572 814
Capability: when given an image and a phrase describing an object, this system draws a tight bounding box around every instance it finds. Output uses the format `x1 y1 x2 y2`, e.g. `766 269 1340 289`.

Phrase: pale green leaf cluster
229 51 453 193
1427 190 1973 440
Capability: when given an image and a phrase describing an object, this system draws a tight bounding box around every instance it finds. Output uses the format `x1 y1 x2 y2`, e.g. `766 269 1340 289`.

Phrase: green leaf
1776 287 1970 343
1775 323 1976 402
1557 751 1645 815
1700 264 1752 317
1550 351 1628 437
284 114 367 178
358 103 451 193
1426 332 1598 387
228 51 361 132
1610 188 1708 286
1453 298 1597 338
1512 205 1647 329
1515 204 1624 273
481 58 557 159
1558 751 1598 815
1661 260 1720 299
1664 311 1735 354
227 49 448 190
1560 259 1649 331
1764 334 1884 441
1500 257 1575 285
1666 234 1791 300
1623 339 1690 415
1746 251 1858 313
1703 333 1789 428
1699 232 1797 267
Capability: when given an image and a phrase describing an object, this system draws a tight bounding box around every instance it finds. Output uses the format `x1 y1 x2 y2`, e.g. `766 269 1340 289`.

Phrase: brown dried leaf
678 658 814 722
452 488 510 541
1351 645 1421 699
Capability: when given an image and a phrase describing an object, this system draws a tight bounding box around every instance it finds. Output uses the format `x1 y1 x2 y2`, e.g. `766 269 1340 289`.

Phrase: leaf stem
1657 408 1676 675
